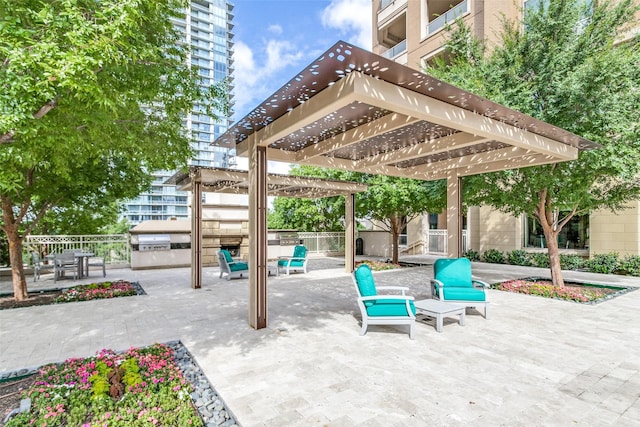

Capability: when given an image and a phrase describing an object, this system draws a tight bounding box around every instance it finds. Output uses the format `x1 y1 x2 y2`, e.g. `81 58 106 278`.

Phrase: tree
268 166 446 264
268 165 354 231
426 0 640 285
356 175 446 263
0 0 228 300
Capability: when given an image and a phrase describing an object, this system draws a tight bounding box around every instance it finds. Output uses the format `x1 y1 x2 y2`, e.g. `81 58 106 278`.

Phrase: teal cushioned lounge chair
218 250 248 280
352 264 416 339
277 245 309 275
430 258 489 318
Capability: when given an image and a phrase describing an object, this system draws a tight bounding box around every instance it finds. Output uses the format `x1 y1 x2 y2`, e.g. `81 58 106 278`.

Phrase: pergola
169 166 368 290
210 41 597 330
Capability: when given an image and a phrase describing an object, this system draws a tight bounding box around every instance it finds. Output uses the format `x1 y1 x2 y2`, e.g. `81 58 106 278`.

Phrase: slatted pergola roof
169 166 368 199
197 41 597 330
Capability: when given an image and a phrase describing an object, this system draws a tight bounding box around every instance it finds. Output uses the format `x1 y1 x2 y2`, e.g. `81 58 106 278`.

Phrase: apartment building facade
372 0 640 257
123 0 235 225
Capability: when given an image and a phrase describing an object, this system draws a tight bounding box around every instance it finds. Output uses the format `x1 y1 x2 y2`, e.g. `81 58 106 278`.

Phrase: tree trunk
7 230 28 301
535 192 565 287
390 215 400 264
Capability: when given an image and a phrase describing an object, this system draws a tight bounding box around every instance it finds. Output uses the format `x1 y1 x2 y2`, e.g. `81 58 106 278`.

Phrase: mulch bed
0 375 37 426
0 282 146 310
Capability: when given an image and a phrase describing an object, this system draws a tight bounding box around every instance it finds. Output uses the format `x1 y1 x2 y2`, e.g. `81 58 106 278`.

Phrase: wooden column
248 138 268 329
191 179 202 289
345 193 355 273
447 171 463 258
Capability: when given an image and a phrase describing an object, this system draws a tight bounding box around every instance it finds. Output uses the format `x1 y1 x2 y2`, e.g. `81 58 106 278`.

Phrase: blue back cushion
293 245 307 258
354 265 377 303
434 258 473 288
221 250 233 263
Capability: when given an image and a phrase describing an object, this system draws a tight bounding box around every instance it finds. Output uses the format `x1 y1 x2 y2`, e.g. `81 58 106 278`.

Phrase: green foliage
508 249 531 266
0 0 228 297
463 249 480 261
268 165 446 263
530 253 551 268
560 254 586 271
587 253 620 274
619 255 640 276
482 249 505 264
427 0 640 285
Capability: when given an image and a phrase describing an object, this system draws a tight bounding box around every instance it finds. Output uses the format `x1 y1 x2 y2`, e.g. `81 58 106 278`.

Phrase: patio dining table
46 252 95 279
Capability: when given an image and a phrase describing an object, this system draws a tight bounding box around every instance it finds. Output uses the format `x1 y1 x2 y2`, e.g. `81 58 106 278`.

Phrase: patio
1 258 639 426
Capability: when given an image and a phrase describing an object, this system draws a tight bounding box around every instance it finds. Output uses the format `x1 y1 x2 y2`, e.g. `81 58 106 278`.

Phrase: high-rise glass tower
122 0 235 225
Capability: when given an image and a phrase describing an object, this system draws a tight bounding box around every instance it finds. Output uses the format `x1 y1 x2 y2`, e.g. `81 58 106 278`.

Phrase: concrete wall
358 230 391 258
589 201 640 257
477 206 523 254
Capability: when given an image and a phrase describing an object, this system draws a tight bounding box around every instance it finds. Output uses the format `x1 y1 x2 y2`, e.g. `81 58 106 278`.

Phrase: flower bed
5 344 203 426
355 260 401 271
54 281 138 303
492 278 632 303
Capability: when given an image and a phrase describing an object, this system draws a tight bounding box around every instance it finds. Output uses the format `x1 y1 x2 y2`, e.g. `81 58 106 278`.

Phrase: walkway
1 258 639 426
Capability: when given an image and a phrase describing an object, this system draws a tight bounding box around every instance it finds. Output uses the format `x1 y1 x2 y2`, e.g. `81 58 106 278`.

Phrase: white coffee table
414 299 465 333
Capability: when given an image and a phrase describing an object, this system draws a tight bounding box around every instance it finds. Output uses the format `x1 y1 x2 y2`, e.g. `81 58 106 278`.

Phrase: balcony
381 39 406 59
427 0 469 36
378 0 407 26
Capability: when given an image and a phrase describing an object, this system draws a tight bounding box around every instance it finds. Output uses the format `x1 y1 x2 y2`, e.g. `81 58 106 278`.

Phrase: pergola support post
345 193 355 272
447 171 463 258
248 139 268 329
191 179 202 289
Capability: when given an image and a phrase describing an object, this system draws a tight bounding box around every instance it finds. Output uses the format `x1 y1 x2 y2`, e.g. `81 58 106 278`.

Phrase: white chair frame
352 272 416 339
430 278 490 319
217 251 248 281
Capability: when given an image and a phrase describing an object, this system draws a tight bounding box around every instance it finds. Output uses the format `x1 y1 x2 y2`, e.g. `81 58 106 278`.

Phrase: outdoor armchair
352 264 416 339
430 257 489 318
277 245 309 275
217 250 249 280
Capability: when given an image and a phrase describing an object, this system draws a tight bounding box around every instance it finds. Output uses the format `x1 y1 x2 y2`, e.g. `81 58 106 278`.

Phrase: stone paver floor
1 256 639 426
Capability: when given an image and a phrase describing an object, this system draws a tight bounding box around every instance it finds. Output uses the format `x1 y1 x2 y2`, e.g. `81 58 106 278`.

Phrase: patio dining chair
32 252 54 282
54 252 78 283
87 250 107 278
430 257 490 318
352 264 416 339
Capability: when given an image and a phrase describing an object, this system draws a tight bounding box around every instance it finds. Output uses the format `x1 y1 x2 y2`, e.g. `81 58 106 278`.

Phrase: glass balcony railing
381 0 394 10
381 39 407 59
427 0 469 35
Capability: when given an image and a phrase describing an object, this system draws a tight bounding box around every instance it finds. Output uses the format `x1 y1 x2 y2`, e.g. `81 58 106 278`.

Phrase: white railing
381 39 407 59
25 235 131 265
298 232 345 253
424 229 468 254
427 0 469 35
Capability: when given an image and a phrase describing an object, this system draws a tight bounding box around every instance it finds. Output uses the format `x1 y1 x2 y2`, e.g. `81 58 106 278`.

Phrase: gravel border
0 341 239 427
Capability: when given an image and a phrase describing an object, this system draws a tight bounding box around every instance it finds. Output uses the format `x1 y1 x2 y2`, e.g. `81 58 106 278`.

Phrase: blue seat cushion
229 262 248 272
366 299 416 316
293 245 307 258
277 259 304 267
442 287 486 301
221 250 234 263
434 258 473 288
354 265 377 304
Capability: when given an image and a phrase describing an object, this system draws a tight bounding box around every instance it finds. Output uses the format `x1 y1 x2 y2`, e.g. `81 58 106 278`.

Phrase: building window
524 213 589 249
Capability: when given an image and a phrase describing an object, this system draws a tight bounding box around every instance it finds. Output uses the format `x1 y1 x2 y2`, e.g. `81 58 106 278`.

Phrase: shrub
560 254 585 271
463 249 480 261
507 249 531 266
530 253 550 268
482 249 505 264
587 253 620 274
618 255 640 276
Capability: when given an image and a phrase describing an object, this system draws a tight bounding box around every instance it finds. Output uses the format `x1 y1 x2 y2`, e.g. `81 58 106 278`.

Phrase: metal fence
24 235 131 265
425 229 468 254
298 232 346 253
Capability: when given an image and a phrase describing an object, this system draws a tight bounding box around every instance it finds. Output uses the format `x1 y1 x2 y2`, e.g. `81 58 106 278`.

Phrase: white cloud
320 0 372 50
268 24 283 35
231 39 304 121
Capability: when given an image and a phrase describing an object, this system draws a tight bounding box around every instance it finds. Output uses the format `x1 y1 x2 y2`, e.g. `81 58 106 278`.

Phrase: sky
230 0 373 122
